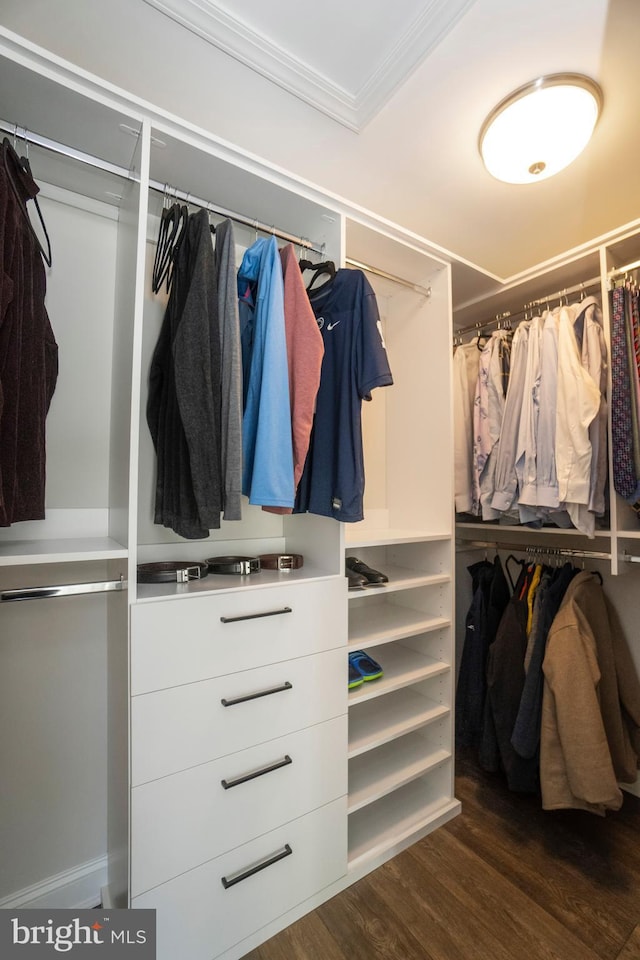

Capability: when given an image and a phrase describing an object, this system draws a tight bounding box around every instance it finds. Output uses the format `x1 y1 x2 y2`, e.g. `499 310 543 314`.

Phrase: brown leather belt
259 553 304 571
206 555 261 575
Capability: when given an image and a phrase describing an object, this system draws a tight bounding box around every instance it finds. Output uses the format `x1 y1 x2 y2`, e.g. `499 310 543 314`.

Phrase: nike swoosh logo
327 321 341 331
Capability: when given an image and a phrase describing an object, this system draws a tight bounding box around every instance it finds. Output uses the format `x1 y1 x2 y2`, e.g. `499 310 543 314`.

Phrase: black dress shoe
346 556 389 584
346 567 368 590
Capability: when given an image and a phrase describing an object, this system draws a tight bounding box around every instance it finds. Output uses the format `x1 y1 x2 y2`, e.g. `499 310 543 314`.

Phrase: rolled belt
259 553 304 571
137 561 208 583
206 555 261 575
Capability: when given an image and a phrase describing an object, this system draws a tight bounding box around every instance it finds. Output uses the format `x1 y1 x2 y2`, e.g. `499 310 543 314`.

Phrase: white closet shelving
0 27 459 960
342 221 460 879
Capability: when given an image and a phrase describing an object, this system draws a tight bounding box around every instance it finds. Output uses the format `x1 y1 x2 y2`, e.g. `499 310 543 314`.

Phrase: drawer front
133 797 347 960
131 648 346 785
131 578 346 695
131 715 347 896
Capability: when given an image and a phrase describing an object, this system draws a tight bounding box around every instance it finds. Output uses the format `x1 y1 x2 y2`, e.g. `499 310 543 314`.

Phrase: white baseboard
0 856 108 910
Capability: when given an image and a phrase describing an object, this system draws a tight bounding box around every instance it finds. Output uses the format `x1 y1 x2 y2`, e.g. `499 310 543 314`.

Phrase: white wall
0 193 118 905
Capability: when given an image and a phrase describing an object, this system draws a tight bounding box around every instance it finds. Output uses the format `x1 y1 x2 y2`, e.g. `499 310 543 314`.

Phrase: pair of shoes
346 556 388 585
348 649 383 689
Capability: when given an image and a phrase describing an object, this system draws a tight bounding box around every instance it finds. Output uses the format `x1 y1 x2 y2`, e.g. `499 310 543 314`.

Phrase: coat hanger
2 137 53 268
152 193 187 294
299 257 336 293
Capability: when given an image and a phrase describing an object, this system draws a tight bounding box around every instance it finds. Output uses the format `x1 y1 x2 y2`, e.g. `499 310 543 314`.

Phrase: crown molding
142 0 359 130
142 0 477 131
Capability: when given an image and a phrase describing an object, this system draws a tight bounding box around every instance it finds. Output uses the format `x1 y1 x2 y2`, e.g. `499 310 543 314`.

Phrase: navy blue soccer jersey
294 269 393 522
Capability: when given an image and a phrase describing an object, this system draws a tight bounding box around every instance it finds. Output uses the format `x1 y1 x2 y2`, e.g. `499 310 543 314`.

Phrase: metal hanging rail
344 257 432 298
0 118 325 255
456 538 613 561
456 538 640 564
454 275 602 340
609 258 640 279
0 576 128 603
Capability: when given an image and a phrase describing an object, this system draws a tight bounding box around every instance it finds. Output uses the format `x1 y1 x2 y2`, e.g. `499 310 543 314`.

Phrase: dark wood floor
245 752 640 960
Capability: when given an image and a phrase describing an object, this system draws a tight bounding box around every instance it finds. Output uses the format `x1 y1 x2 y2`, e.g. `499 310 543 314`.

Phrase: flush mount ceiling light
479 73 603 184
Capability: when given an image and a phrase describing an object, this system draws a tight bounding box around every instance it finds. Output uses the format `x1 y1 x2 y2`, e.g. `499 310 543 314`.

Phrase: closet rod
0 117 134 180
0 576 127 603
609 258 640 278
344 257 432 298
0 118 325 255
454 276 602 340
456 539 613 562
147 181 325 255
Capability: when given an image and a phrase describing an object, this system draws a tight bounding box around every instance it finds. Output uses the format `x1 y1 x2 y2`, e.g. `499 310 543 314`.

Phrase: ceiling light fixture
479 73 603 184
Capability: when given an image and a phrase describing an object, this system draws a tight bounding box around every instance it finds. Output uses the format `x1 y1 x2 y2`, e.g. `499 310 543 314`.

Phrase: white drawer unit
132 797 348 960
130 714 347 895
131 648 346 784
131 578 346 695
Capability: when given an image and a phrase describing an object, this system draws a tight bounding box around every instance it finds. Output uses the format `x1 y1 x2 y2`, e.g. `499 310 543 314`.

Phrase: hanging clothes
238 235 294 509
540 570 640 815
147 208 223 538
263 243 324 516
609 285 638 500
482 562 539 793
294 268 393 522
490 320 530 515
453 338 481 513
511 562 576 761
0 139 58 526
215 219 243 522
472 329 511 519
455 556 510 750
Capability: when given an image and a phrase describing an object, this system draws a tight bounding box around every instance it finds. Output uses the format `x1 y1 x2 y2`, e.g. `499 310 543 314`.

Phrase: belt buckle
277 554 295 570
177 565 202 583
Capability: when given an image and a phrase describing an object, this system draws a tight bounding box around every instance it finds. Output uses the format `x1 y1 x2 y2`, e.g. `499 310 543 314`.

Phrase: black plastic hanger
152 201 187 294
2 139 53 267
299 258 336 294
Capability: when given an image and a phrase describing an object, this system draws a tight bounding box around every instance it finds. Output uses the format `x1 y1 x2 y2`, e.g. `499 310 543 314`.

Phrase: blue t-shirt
294 269 393 522
238 237 294 508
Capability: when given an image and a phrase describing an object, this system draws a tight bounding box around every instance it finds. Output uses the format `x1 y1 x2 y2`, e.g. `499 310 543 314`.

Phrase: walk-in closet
2 2 640 960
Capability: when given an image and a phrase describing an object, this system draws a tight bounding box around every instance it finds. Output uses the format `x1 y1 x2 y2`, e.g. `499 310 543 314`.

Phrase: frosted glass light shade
479 74 602 184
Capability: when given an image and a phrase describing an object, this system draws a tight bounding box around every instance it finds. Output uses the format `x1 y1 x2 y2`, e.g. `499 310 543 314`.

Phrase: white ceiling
141 0 477 129
1 0 639 301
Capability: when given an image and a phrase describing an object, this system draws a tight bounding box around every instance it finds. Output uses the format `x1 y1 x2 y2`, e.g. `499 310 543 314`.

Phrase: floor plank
615 925 640 960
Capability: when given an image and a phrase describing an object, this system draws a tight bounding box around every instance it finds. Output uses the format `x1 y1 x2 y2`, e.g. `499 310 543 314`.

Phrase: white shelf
346 528 450 548
347 565 449 599
455 522 611 539
0 538 128 566
135 564 337 601
348 779 456 870
348 603 450 650
348 643 450 705
348 734 450 813
348 688 449 758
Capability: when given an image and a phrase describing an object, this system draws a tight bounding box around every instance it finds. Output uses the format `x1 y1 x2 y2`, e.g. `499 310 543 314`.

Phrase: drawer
131 714 347 896
132 797 347 960
131 647 346 784
131 578 346 695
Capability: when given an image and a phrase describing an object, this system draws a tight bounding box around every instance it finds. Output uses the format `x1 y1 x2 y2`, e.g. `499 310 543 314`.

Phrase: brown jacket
541 571 640 815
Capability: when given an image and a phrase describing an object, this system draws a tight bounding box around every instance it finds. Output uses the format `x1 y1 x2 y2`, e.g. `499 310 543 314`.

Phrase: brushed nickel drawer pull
220 606 292 624
221 681 292 707
221 754 292 790
221 844 293 890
